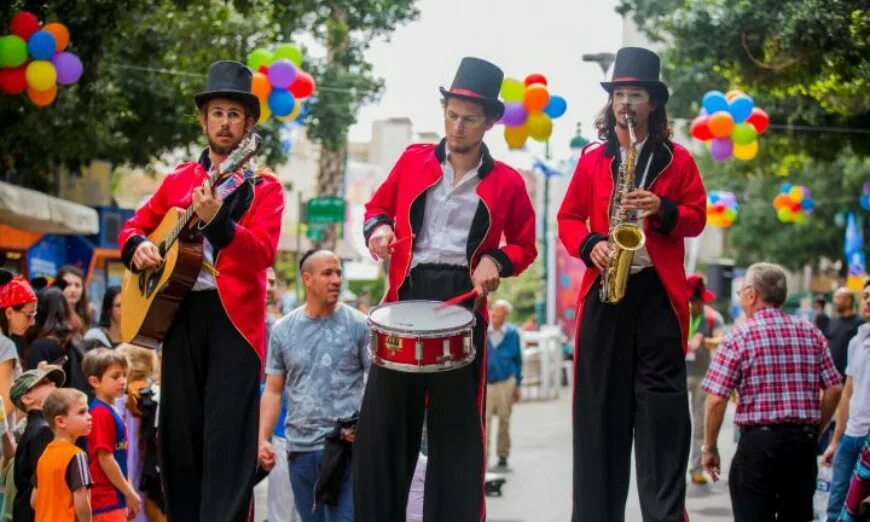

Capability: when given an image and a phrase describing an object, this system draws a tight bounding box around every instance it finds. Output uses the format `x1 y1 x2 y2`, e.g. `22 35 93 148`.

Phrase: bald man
258 250 370 521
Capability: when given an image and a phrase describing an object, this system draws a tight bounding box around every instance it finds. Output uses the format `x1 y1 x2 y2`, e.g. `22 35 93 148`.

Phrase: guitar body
120 208 204 349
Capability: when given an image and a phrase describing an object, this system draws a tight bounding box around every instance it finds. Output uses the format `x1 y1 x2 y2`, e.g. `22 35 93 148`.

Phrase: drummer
258 249 370 520
354 57 537 521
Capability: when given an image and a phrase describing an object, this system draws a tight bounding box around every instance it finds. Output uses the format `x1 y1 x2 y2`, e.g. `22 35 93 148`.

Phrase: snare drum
368 300 476 373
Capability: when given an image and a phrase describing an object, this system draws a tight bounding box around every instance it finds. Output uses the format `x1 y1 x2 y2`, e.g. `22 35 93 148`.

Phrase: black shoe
497 457 508 468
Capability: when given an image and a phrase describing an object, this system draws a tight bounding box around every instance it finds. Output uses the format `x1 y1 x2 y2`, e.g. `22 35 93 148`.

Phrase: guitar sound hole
138 267 164 299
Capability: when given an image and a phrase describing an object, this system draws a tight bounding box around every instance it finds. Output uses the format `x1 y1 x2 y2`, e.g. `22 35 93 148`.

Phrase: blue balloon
780 182 792 194
728 95 754 123
702 91 728 115
709 193 721 204
861 195 870 211
268 89 295 117
27 31 56 61
543 95 567 119
802 198 815 211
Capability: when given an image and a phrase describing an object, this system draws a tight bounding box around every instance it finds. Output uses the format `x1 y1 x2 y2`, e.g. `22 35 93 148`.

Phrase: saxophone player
557 47 707 521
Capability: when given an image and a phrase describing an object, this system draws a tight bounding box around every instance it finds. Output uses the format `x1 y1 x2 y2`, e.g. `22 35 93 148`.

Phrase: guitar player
118 60 284 522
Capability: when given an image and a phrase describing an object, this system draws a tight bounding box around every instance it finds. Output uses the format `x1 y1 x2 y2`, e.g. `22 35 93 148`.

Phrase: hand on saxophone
590 241 611 273
623 189 661 219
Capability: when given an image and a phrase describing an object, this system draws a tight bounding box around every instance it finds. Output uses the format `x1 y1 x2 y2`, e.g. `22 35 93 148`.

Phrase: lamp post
582 52 616 80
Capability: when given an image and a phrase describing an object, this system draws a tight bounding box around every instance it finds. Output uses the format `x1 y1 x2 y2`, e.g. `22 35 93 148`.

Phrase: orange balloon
523 83 549 113
252 72 271 101
27 84 57 107
43 23 70 52
707 111 735 138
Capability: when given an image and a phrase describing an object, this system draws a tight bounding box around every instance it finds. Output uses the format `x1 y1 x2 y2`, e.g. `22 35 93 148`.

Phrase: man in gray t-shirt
258 250 370 520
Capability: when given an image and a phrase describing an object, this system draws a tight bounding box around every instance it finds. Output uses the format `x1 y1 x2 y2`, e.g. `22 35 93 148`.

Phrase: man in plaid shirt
701 262 842 522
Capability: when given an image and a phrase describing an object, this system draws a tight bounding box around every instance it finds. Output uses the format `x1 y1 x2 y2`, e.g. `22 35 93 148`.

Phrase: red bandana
0 276 37 308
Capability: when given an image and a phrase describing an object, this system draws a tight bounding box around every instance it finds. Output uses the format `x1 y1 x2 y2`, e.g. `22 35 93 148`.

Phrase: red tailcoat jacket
363 139 537 318
557 138 707 352
118 152 284 360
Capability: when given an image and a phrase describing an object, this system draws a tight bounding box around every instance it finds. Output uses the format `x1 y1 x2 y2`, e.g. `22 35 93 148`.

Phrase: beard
207 127 241 155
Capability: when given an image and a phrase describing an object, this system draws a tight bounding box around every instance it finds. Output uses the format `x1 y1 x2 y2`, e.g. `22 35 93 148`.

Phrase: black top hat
439 57 505 120
195 61 261 121
600 47 669 103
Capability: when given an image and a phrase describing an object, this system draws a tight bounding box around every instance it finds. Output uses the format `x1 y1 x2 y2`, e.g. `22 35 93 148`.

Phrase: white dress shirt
411 150 482 268
618 138 654 273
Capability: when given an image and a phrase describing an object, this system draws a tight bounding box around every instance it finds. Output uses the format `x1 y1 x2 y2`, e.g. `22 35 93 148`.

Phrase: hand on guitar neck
192 178 222 225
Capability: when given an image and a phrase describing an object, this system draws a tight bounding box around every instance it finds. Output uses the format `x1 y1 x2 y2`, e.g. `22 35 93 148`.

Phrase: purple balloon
51 52 83 85
267 59 297 89
710 137 733 161
501 102 528 127
863 180 870 195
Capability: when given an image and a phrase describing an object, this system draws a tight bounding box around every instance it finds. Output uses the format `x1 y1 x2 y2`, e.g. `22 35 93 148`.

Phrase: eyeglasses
445 110 487 129
207 108 246 123
612 89 650 104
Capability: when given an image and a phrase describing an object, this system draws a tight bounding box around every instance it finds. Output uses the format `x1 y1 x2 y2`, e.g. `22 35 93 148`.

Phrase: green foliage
493 258 542 322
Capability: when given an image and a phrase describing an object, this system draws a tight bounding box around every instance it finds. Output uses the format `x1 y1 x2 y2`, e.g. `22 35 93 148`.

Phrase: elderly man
702 262 842 522
485 299 523 469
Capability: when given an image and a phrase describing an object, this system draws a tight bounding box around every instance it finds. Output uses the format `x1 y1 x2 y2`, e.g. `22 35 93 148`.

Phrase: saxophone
599 113 646 304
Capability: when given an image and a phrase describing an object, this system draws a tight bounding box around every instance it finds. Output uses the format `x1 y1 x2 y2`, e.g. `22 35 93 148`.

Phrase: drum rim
367 300 475 336
369 349 476 373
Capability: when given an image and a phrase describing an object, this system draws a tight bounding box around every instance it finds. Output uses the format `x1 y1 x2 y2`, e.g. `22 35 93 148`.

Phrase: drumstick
435 289 479 311
388 234 416 250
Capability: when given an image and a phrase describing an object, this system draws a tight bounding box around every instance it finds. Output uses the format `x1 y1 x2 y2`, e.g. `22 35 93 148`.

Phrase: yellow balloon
278 99 301 122
504 125 528 150
725 89 744 101
789 186 804 203
258 101 271 124
733 140 759 161
500 78 524 103
25 60 56 92
526 112 553 142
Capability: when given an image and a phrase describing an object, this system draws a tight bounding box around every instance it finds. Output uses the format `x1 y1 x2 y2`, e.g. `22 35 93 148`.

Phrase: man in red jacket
354 57 537 522
557 47 706 521
118 61 284 522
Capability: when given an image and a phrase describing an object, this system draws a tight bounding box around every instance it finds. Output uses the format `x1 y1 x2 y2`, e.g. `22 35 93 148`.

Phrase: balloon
777 207 792 222
780 182 792 194
257 101 271 124
709 192 721 204
10 11 40 40
0 35 28 68
708 111 735 138
702 91 728 114
278 98 301 122
709 137 733 161
773 194 790 209
864 180 870 194
27 84 56 106
690 115 714 141
860 194 870 211
501 102 528 127
267 59 297 88
246 48 273 71
526 112 553 142
543 95 567 118
714 203 726 213
524 73 547 86
728 95 754 123
523 83 549 113
500 78 524 102
731 123 758 145
42 23 69 52
789 186 803 203
27 31 56 61
273 43 303 67
725 89 743 101
746 108 769 134
251 71 271 101
51 52 82 85
25 61 56 91
268 88 295 117
0 66 27 94
289 71 315 98
733 140 759 161
723 208 738 222
504 125 528 150
790 202 802 213
803 197 815 212
794 212 807 224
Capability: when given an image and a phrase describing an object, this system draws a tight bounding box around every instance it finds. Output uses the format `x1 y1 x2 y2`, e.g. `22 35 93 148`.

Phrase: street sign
307 196 345 225
306 226 324 242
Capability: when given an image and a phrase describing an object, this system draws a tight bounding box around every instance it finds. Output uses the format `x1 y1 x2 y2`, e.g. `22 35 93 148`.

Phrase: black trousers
160 290 261 522
573 269 690 522
353 265 487 522
729 425 817 522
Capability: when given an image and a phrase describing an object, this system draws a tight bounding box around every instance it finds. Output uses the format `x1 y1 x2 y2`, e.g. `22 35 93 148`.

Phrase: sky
348 0 627 168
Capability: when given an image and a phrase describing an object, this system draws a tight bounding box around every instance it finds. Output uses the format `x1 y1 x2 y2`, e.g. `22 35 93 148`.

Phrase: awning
0 181 99 234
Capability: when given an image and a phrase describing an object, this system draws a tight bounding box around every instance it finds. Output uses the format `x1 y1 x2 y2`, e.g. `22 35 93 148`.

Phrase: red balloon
746 108 770 134
10 11 40 40
690 115 714 141
289 71 315 98
790 202 802 213
524 73 547 87
0 66 27 94
714 203 726 213
258 65 270 75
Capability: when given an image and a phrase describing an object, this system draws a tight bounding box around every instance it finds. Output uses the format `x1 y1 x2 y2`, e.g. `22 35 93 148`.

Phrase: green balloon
500 78 524 102
0 35 28 68
731 122 758 146
273 43 303 67
777 207 791 222
246 48 273 71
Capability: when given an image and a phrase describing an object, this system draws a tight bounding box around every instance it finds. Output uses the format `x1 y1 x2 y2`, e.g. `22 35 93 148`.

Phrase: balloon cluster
0 11 83 106
690 90 769 162
499 73 567 150
707 191 739 228
860 181 870 211
772 183 814 223
246 43 316 124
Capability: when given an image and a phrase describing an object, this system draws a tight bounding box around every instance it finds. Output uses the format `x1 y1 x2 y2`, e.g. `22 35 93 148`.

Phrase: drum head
369 300 474 335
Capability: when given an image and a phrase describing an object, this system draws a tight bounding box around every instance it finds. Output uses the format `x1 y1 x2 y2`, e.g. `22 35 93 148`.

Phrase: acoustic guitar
120 133 262 349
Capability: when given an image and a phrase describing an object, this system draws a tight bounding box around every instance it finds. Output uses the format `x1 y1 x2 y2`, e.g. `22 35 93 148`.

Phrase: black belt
411 263 469 272
741 423 816 434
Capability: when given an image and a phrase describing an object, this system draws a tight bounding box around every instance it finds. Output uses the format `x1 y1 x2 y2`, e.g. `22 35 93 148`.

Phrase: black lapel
602 137 672 190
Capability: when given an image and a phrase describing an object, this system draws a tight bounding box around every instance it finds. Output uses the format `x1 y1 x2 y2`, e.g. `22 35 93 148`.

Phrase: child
33 388 93 522
10 365 65 522
82 348 140 522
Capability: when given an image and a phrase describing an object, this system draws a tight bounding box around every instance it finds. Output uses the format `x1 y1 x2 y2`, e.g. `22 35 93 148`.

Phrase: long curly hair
593 90 672 145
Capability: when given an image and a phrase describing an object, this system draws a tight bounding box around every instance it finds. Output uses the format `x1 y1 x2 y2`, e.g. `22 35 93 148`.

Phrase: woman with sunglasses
0 269 36 421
